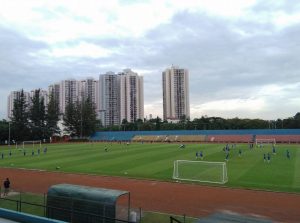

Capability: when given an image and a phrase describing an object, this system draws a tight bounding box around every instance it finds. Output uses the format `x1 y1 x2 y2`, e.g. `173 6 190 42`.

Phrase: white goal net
22 140 42 149
173 160 228 184
255 138 276 145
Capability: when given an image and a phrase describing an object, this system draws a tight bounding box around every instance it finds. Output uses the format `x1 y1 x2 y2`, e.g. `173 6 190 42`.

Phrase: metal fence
0 189 141 223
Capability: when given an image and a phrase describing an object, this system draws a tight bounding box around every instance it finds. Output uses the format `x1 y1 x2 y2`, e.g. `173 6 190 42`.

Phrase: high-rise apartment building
99 69 144 127
59 79 79 114
7 90 30 119
119 69 144 123
162 66 190 121
99 72 120 127
7 70 144 126
48 83 60 105
78 78 99 112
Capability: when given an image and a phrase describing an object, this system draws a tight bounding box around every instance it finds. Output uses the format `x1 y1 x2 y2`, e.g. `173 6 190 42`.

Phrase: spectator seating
207 135 253 143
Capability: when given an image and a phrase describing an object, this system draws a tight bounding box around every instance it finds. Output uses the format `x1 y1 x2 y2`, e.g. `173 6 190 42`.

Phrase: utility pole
8 122 11 147
80 103 83 139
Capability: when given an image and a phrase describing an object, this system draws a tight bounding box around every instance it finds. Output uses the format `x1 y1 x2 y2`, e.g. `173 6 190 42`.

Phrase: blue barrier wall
0 208 66 223
90 129 300 141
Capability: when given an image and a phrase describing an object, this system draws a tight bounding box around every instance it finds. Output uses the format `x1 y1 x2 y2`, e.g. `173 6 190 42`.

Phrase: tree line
0 89 300 143
101 113 300 131
0 89 98 144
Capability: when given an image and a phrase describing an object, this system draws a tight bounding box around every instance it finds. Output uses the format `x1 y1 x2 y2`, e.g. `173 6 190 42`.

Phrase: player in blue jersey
199 151 203 160
263 153 266 162
272 145 276 155
225 152 229 161
286 150 290 159
267 153 271 163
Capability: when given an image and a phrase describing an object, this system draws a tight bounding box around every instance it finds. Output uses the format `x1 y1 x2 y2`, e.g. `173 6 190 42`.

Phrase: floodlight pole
80 101 83 139
8 122 11 146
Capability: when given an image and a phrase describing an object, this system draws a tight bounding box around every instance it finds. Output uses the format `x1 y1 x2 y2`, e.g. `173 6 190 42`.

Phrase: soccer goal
255 138 276 146
173 160 228 184
22 140 42 149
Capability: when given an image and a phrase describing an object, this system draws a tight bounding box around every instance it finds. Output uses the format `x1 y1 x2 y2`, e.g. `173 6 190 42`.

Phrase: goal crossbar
22 140 42 149
255 138 276 145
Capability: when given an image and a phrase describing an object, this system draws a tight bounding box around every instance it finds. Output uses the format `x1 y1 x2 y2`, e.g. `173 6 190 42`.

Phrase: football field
0 142 299 193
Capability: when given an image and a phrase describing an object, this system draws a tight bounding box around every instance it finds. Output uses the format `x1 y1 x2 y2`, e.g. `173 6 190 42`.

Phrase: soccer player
1 153 3 159
9 150 12 156
263 153 266 162
272 145 276 155
267 153 271 163
225 152 229 161
195 152 198 159
199 151 203 160
286 150 290 159
238 149 242 157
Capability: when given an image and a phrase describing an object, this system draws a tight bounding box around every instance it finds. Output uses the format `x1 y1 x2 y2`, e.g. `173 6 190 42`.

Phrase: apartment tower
162 66 190 121
59 79 79 114
79 78 99 112
7 90 30 119
119 69 144 123
99 72 120 127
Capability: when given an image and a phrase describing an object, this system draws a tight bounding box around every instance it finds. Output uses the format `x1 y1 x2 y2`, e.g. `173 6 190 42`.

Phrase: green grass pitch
0 142 299 193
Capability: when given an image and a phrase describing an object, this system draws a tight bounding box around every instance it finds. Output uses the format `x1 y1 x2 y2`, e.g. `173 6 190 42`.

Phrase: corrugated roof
47 184 129 205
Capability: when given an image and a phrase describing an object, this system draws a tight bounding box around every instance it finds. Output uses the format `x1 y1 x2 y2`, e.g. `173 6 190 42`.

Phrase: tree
29 89 46 140
0 120 9 143
121 119 128 131
63 98 98 137
63 101 78 136
10 90 29 141
81 97 98 137
293 113 300 128
46 91 60 138
155 116 162 130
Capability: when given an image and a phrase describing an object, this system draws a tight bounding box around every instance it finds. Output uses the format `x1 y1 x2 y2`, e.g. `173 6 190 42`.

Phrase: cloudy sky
1 0 300 120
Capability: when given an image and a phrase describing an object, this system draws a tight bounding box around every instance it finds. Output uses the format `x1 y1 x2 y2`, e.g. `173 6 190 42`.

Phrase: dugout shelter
47 184 131 223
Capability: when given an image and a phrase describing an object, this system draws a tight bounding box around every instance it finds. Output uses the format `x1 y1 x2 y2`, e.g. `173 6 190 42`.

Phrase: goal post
173 160 228 184
255 138 276 145
22 140 42 149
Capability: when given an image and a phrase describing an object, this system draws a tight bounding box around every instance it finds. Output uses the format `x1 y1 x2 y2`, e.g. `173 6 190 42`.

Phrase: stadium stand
177 135 206 142
90 129 300 143
207 135 253 143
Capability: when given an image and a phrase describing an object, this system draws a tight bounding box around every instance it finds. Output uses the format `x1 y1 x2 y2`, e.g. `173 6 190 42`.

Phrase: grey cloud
1 3 300 119
80 9 300 118
251 0 300 14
